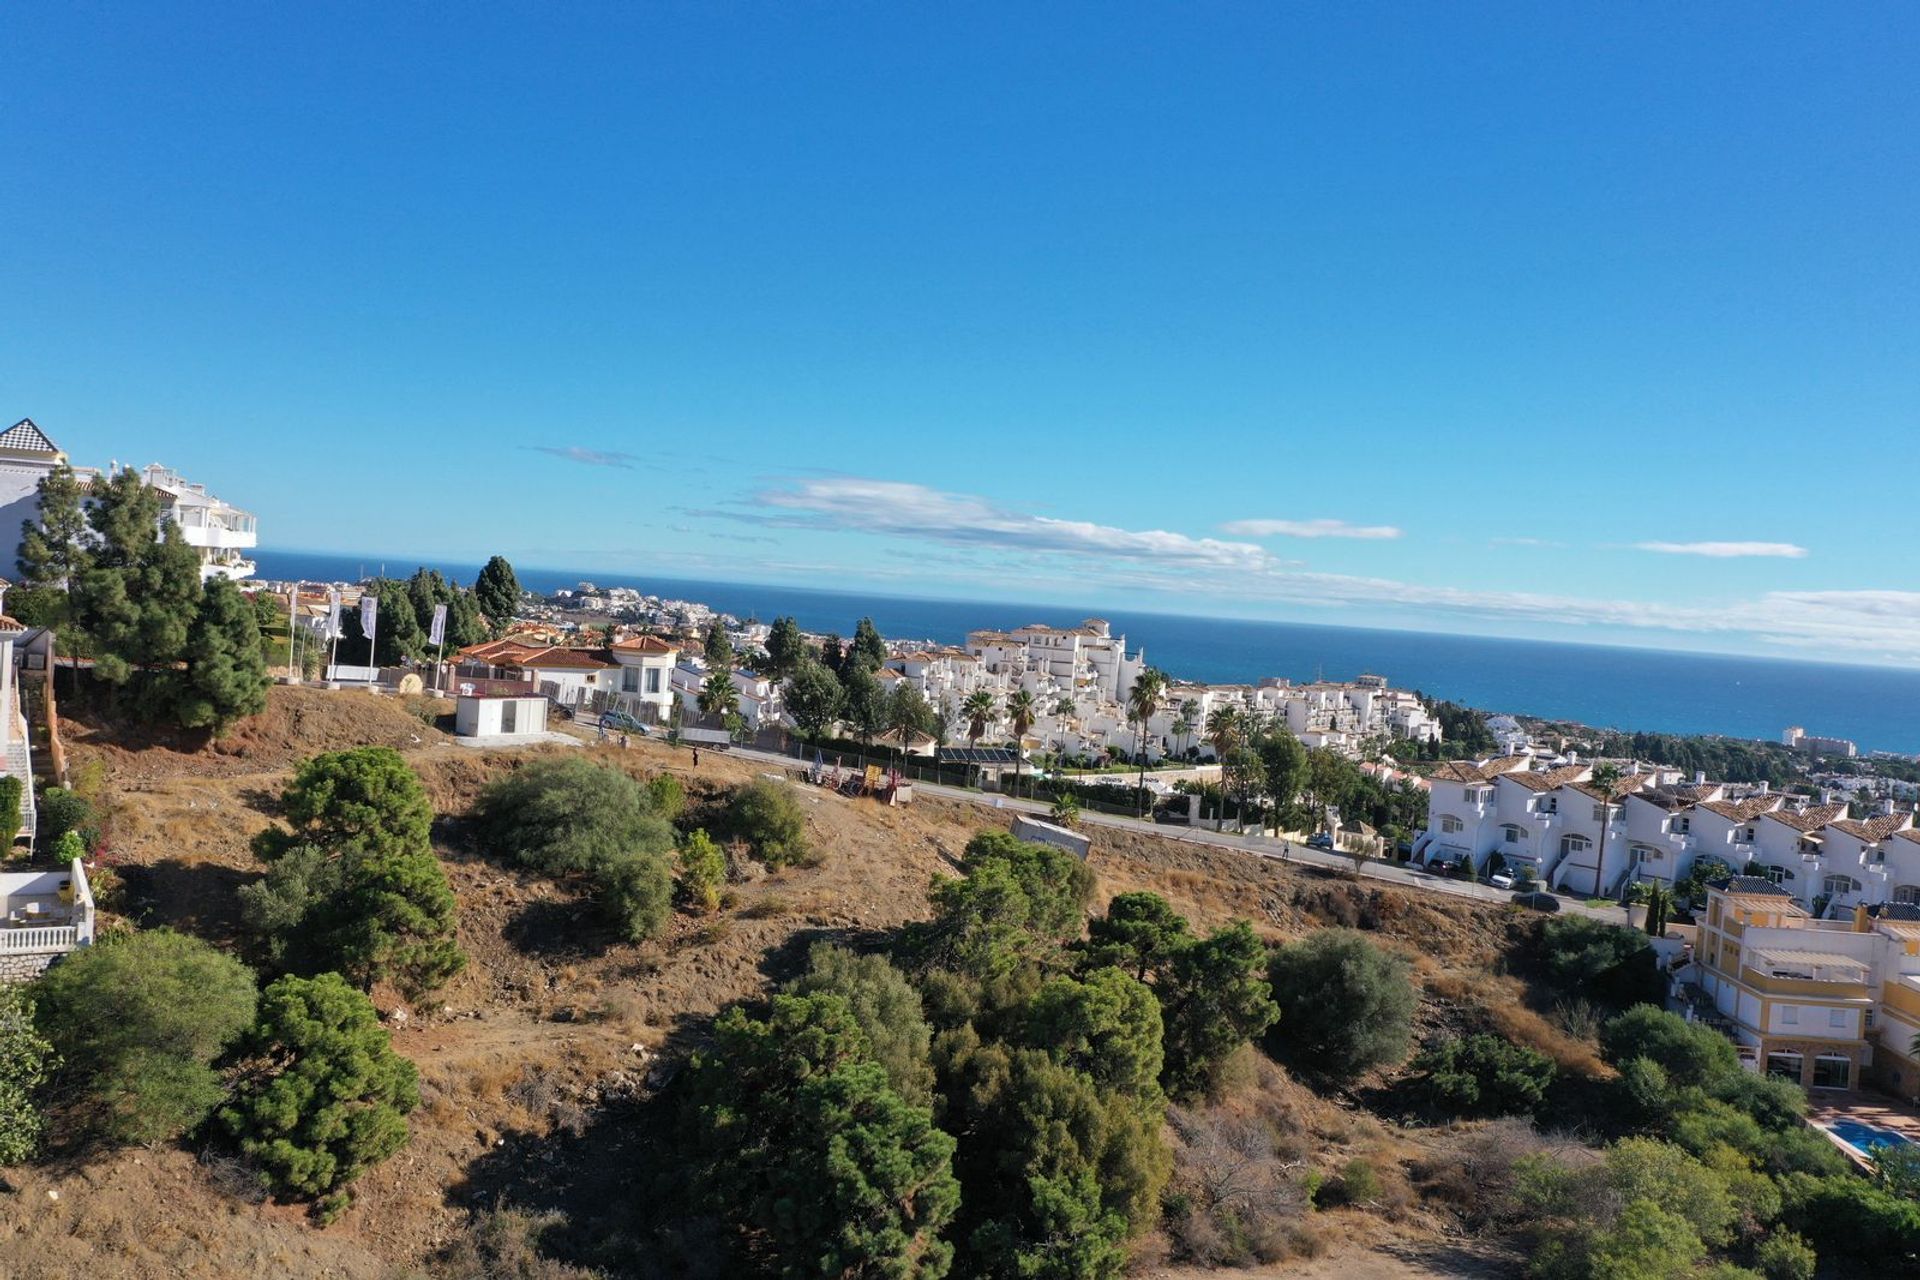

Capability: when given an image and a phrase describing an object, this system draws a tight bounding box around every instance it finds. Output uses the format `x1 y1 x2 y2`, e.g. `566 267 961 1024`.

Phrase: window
500 700 517 734
1765 1052 1803 1082
1812 1056 1851 1090
1440 815 1464 834
1823 874 1861 897
1757 864 1788 885
1782 1006 1799 1026
1896 886 1920 905
1503 824 1524 844
1593 805 1607 822
1867 1009 1878 1031
621 667 640 693
1560 834 1592 857
1830 1008 1848 1030
1677 816 1691 834
1541 797 1558 814
646 668 662 694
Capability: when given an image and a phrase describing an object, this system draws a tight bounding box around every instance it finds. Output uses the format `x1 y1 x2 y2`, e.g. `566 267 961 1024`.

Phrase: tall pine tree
176 578 272 734
16 463 91 592
69 469 203 689
473 555 520 637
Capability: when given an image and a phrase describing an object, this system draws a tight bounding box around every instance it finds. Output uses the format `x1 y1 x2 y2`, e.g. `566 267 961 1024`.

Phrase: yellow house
1697 876 1876 1091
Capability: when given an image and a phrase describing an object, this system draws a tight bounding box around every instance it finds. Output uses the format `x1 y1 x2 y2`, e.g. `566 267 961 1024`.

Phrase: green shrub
726 779 810 867
646 773 686 823
220 973 418 1215
1536 916 1663 1011
0 775 22 843
0 985 55 1163
1600 1005 1739 1090
788 943 935 1105
471 756 676 943
37 786 95 851
1754 1228 1816 1280
34 930 257 1144
1266 929 1415 1079
1412 1033 1555 1117
678 828 726 913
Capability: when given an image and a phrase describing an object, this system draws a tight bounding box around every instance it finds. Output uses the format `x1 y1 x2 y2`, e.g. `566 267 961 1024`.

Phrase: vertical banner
360 594 378 634
327 592 343 640
428 603 448 647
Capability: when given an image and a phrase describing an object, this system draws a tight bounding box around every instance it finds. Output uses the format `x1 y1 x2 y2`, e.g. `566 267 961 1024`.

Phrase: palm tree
1173 701 1198 761
1205 705 1241 763
1006 689 1037 798
698 668 739 722
1052 695 1076 764
962 689 998 750
1587 762 1625 898
1127 668 1168 819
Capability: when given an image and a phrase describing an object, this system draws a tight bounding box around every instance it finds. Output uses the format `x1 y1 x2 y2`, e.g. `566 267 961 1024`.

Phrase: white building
0 854 96 982
0 421 70 565
137 463 258 581
454 691 551 742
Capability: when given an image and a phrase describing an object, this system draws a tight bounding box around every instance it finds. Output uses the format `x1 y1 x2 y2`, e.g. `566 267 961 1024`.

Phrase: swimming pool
1825 1118 1915 1155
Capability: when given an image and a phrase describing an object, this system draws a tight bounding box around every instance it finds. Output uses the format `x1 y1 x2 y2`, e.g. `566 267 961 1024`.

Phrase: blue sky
6 5 1918 664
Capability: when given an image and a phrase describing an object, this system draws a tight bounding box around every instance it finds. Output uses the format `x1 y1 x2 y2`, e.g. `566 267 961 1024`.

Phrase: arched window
1440 815 1464 834
1560 834 1592 857
1823 874 1862 897
1894 885 1920 906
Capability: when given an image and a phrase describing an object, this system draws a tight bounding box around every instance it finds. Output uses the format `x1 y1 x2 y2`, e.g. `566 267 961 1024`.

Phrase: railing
0 925 78 953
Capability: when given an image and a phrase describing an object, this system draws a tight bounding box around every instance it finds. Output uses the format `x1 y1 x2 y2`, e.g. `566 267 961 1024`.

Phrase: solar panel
936 747 1022 765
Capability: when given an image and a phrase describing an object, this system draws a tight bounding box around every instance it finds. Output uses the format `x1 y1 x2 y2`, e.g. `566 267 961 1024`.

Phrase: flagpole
327 591 341 688
287 581 301 684
366 600 379 691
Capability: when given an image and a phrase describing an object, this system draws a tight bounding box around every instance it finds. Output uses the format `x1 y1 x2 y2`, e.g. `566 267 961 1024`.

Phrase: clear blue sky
6 5 1918 664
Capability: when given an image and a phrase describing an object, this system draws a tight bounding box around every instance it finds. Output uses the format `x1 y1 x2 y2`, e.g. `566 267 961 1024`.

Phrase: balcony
0 857 95 976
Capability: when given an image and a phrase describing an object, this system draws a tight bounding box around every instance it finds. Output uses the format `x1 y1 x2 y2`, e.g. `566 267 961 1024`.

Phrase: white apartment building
0 421 70 563
138 463 258 581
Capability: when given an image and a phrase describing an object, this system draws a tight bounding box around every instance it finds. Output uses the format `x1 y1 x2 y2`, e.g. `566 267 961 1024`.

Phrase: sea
255 550 1920 756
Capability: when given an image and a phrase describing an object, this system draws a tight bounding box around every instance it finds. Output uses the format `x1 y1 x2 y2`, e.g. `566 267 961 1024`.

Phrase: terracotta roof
1830 814 1913 842
1628 788 1697 812
1893 828 1920 846
516 647 615 670
612 635 678 655
1428 761 1492 783
1569 774 1652 803
1761 803 1850 834
1698 796 1784 823
1504 772 1557 792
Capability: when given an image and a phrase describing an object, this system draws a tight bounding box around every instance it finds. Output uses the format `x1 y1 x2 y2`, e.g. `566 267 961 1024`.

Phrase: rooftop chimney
1695 771 1706 785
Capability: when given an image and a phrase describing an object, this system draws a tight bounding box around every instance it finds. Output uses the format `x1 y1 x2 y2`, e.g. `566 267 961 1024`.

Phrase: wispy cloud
701 475 1915 663
1219 517 1402 540
1492 536 1566 549
528 445 640 469
744 478 1278 571
1634 540 1809 560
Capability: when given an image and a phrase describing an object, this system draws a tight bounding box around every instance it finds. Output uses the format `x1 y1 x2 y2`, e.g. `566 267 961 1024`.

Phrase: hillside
1 686 1577 1280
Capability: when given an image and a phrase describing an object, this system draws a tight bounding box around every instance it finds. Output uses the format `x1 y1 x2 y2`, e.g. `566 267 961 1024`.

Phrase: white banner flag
327 593 342 640
428 603 448 647
360 594 378 634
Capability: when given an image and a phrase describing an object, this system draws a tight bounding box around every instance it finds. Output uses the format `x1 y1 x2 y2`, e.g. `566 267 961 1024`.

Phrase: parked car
1512 891 1561 912
1305 831 1335 851
1488 870 1516 890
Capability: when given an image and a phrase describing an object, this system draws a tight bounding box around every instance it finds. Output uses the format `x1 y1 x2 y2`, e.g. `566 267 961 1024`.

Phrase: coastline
253 548 1920 756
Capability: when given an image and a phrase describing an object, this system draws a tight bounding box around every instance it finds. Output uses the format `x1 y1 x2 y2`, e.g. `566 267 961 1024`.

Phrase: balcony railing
0 925 78 953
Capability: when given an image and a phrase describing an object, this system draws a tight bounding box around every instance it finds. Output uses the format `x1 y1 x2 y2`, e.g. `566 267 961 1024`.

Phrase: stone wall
0 950 61 983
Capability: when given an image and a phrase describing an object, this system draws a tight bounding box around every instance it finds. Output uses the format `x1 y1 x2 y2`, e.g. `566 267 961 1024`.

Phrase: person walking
692 748 701 767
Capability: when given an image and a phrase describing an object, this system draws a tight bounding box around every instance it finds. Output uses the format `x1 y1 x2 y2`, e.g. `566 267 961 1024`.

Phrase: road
704 739 1633 925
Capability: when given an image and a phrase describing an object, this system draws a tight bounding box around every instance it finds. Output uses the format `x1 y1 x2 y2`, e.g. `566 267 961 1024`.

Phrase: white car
1488 870 1516 890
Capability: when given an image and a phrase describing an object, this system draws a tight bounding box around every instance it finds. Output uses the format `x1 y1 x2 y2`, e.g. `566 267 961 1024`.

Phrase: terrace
0 857 95 977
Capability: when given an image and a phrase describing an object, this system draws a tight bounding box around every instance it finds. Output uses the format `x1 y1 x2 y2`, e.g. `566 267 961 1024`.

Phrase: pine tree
341 579 425 666
16 462 90 591
177 577 272 734
764 616 805 682
703 619 733 670
851 616 887 671
473 555 521 637
220 972 419 1219
69 468 204 688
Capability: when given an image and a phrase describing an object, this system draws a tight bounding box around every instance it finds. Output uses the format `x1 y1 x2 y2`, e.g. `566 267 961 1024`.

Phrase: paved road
704 740 1632 925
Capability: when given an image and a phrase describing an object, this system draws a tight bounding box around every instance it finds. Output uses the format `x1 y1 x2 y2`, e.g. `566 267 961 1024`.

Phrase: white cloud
1634 540 1809 560
748 478 1279 571
710 476 1919 663
1220 517 1402 540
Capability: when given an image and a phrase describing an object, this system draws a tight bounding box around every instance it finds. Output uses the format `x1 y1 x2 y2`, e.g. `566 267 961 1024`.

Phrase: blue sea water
255 549 1920 755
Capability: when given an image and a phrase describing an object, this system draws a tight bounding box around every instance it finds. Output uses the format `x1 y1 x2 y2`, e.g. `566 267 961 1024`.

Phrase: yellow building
1697 876 1878 1091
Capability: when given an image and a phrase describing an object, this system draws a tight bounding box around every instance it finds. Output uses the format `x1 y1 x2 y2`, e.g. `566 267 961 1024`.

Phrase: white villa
1419 751 1920 914
136 463 258 581
454 633 682 723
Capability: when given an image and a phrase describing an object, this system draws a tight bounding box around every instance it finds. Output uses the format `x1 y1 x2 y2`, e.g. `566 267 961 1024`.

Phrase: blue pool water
1826 1118 1914 1154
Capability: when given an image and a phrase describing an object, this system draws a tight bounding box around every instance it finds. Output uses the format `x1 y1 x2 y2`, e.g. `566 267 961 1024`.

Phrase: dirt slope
3 687 1547 1279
